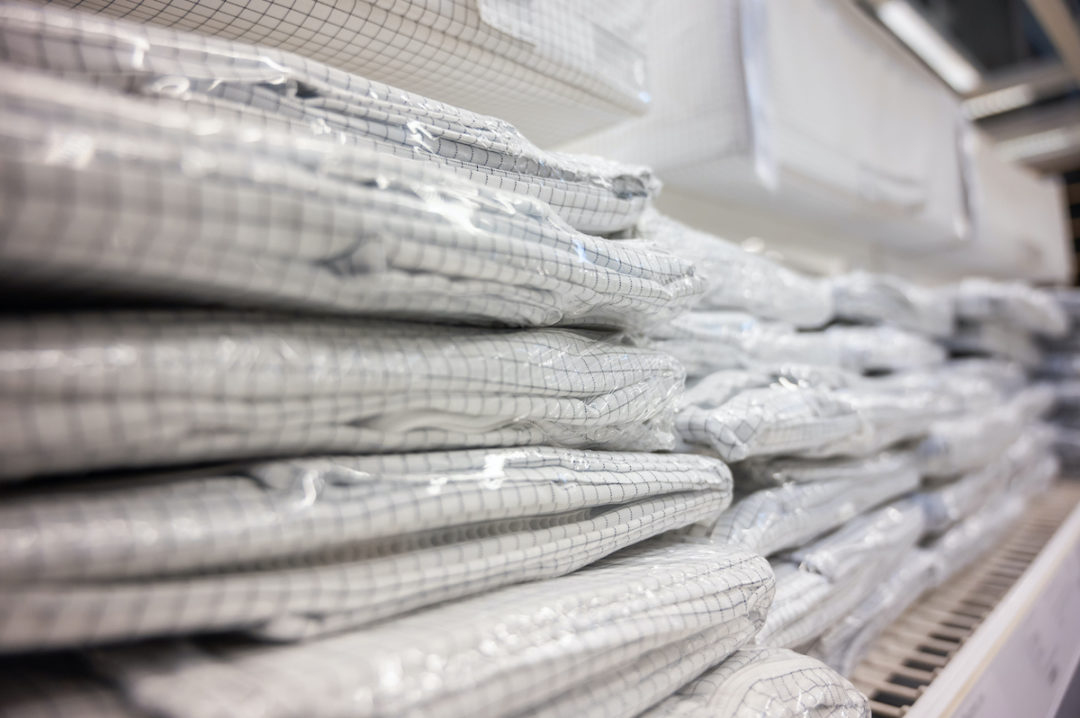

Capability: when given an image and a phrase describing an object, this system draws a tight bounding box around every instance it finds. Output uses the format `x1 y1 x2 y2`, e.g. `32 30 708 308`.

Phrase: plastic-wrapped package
0 3 657 234
35 0 648 147
809 549 937 677
0 314 684 480
55 541 773 718
760 501 925 650
0 68 698 328
0 449 737 650
735 450 919 490
916 399 1027 479
831 270 955 338
1054 426 1080 470
1039 352 1080 380
641 647 869 718
916 454 1013 534
787 500 926 581
953 278 1068 337
1051 288 1080 324
948 321 1042 367
635 210 834 328
650 311 944 378
928 494 1025 588
931 358 1028 396
676 383 865 463
692 467 919 557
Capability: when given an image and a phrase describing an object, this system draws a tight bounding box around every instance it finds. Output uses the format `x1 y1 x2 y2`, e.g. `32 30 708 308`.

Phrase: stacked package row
643 214 1066 677
1038 290 1080 471
0 3 869 717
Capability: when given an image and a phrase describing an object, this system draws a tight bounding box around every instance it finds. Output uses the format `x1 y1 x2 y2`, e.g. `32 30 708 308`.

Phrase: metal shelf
853 481 1080 718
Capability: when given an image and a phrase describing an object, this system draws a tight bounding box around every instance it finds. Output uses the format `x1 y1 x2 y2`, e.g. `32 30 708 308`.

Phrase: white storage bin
563 0 968 253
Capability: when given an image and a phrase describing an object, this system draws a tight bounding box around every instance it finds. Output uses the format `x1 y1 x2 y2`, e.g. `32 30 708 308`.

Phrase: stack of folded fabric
1039 289 1080 471
0 4 880 717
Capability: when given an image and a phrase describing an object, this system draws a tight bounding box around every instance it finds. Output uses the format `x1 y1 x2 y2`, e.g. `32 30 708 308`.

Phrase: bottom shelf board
852 481 1080 718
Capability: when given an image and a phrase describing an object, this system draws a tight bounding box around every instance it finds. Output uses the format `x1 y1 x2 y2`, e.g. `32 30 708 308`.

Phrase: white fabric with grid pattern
692 459 919 557
648 311 945 378
0 449 733 649
952 278 1067 337
0 313 685 480
0 65 699 329
733 450 919 490
808 549 936 677
0 2 657 233
757 501 926 649
68 540 774 718
948 320 1042 367
641 646 869 718
634 210 834 329
830 270 955 338
34 0 649 147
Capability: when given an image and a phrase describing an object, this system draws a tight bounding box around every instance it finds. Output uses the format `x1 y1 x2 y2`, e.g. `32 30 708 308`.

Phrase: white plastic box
563 0 968 253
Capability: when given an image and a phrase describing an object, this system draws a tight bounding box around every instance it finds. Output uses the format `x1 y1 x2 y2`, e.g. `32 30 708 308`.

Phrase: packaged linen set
0 3 876 718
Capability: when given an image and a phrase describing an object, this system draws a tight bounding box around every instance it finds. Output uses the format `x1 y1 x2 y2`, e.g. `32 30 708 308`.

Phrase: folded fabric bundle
676 383 864 463
952 279 1068 337
734 450 919 490
916 451 1013 534
634 210 834 328
916 402 1020 480
0 449 736 650
758 501 925 650
948 321 1042 367
677 368 969 463
649 311 944 378
37 0 649 147
1039 352 1080 379
0 67 698 329
0 3 657 234
691 467 918 557
1053 426 1080 469
641 647 868 718
26 541 772 718
831 270 955 338
927 494 1025 588
809 549 937 677
0 314 684 480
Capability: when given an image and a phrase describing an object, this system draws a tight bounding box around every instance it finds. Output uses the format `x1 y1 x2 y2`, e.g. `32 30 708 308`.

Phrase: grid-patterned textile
915 390 1047 479
953 278 1068 337
0 314 685 480
694 466 919 557
734 450 920 490
831 270 955 338
642 647 869 718
0 66 698 328
37 0 648 147
635 210 834 328
927 494 1025 587
809 549 936 677
758 501 925 649
948 320 1042 367
676 383 864 463
0 3 657 234
649 311 944 378
0 450 734 649
67 541 773 718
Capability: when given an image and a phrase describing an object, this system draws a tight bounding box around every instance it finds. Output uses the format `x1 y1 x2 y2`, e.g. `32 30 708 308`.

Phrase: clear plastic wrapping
734 450 919 490
916 453 1013 534
952 278 1068 337
48 541 773 718
0 66 698 329
641 647 869 718
634 210 835 328
758 501 925 650
928 494 1026 588
0 449 736 650
809 549 937 677
831 270 955 338
692 465 918 557
915 385 1051 480
0 3 658 234
649 311 944 378
948 321 1042 367
0 314 685 480
38 0 649 147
